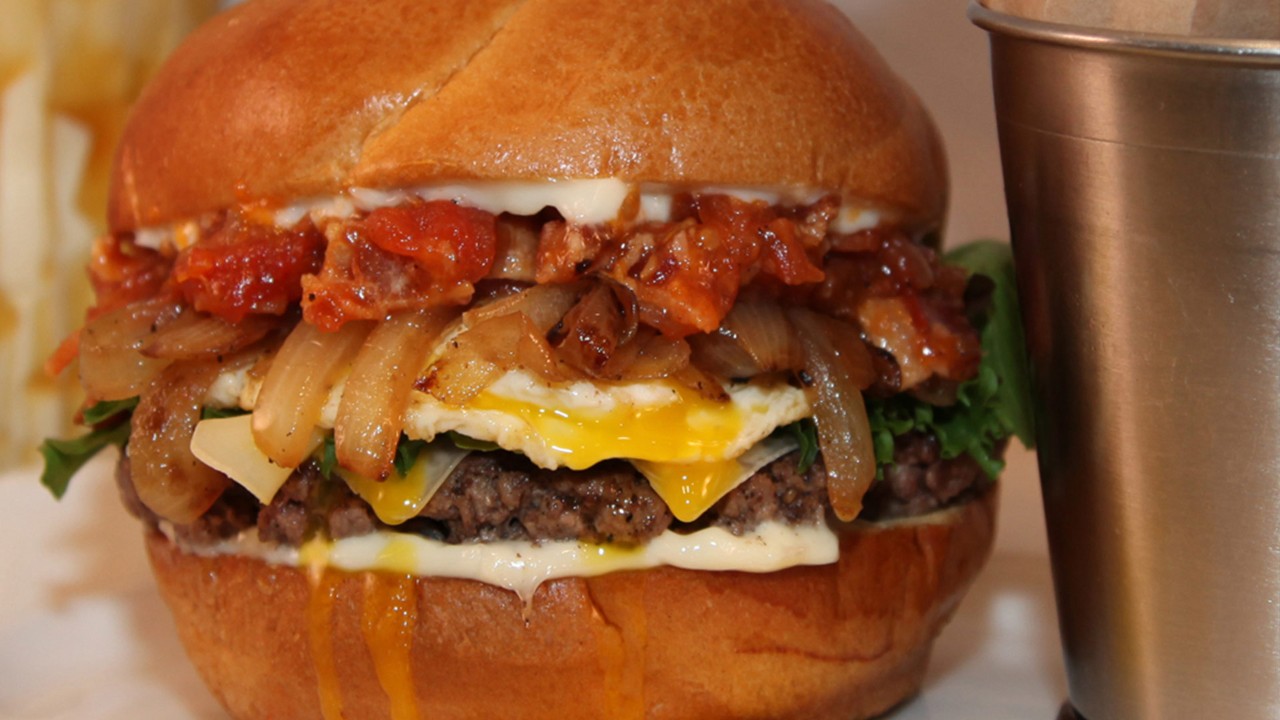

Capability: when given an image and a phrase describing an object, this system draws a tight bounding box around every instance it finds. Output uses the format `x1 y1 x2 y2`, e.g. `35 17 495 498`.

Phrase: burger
39 0 1033 718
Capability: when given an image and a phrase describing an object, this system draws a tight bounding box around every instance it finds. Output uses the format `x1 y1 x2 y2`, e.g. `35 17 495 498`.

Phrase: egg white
225 368 809 472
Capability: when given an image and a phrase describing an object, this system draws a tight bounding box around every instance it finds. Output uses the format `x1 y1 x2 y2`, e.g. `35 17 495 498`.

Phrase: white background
0 2 1066 718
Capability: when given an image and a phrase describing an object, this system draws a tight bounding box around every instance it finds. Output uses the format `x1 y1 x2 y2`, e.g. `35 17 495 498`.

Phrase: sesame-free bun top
108 0 947 234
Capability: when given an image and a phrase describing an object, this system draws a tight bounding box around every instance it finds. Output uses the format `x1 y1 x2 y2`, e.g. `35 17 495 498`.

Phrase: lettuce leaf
946 239 1036 448
39 411 132 499
865 240 1035 479
81 396 138 425
773 418 820 473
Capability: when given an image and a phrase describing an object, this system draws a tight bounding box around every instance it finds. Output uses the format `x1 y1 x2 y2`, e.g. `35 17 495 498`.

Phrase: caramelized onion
79 298 182 402
689 331 759 379
787 308 877 521
608 280 641 346
253 320 373 468
672 362 731 402
425 313 562 405
336 309 454 480
128 359 228 524
490 215 541 282
555 283 626 377
462 283 579 333
690 298 803 379
141 309 282 360
723 299 804 372
603 328 691 381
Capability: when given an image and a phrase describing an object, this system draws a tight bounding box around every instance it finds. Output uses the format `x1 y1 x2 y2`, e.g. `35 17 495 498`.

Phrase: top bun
108 0 946 234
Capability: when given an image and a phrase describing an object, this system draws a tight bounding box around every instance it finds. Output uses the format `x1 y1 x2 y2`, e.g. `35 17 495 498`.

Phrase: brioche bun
108 0 945 234
147 487 995 720
109 2 991 719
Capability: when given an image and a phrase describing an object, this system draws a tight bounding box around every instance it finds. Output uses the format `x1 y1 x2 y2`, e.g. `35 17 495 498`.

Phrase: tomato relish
85 193 981 388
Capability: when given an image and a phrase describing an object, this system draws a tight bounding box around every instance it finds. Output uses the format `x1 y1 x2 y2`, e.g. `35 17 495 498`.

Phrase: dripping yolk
467 384 756 520
467 383 747 469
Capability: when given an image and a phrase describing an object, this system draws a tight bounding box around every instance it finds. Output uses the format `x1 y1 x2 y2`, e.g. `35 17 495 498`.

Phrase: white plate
0 454 1065 719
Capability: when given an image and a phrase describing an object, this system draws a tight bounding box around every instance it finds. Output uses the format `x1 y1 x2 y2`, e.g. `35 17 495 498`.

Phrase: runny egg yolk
631 458 749 523
467 385 765 522
467 386 747 470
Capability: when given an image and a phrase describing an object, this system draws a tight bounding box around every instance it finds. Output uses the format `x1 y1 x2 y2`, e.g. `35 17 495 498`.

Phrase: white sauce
166 521 840 602
134 180 887 249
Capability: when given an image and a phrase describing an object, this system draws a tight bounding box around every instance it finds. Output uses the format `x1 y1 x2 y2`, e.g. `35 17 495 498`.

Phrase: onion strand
79 298 182 402
336 309 454 480
787 308 877 521
141 308 281 360
252 320 373 468
129 359 228 523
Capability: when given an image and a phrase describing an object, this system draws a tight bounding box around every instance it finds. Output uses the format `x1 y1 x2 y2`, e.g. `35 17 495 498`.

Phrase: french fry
0 0 218 469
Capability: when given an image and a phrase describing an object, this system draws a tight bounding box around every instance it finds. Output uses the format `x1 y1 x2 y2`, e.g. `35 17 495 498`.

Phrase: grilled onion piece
424 312 562 405
723 298 804 372
603 328 692 382
788 308 877 521
129 359 227 523
555 283 627 377
79 298 182 402
252 320 372 468
691 298 803 379
336 309 453 480
141 308 282 360
462 283 578 333
689 331 759 379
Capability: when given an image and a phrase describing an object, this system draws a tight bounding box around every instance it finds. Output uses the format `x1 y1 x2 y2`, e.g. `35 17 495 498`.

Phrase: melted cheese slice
337 441 469 525
633 434 797 522
190 414 309 503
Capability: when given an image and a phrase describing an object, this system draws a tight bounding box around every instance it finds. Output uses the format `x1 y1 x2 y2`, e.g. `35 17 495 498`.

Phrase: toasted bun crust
109 0 946 234
145 487 995 720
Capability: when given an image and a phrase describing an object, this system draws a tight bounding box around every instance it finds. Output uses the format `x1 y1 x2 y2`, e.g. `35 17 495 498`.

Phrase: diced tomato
759 218 826 285
88 235 174 316
174 216 325 323
301 200 497 330
360 200 496 281
536 195 827 337
802 229 981 385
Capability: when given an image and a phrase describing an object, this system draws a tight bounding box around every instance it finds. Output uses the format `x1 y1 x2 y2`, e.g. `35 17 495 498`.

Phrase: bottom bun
145 486 996 720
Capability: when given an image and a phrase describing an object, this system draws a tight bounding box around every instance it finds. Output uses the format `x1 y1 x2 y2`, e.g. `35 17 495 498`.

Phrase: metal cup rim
968 0 1280 64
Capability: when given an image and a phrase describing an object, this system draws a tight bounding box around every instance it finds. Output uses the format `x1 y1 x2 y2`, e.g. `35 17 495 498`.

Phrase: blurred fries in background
0 0 217 469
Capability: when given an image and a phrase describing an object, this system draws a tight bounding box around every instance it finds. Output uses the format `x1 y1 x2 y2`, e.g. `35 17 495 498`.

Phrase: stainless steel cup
970 5 1280 719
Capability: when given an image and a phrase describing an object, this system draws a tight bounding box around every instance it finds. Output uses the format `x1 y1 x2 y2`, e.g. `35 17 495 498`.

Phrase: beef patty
118 431 991 548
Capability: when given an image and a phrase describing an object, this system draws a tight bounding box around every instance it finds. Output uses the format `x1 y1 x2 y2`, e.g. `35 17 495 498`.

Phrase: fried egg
196 364 811 523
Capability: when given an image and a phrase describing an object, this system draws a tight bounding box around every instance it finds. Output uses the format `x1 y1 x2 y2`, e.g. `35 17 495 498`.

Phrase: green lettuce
38 398 136 499
316 432 493 481
864 240 1035 478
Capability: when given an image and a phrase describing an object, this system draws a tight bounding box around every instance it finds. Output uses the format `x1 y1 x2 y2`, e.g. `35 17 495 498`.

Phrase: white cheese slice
633 433 799 522
190 414 309 503
337 440 470 525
